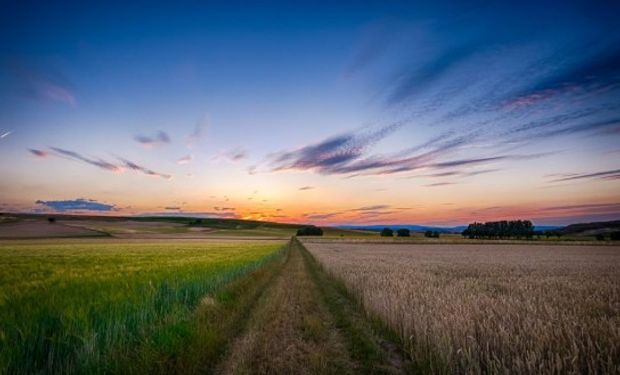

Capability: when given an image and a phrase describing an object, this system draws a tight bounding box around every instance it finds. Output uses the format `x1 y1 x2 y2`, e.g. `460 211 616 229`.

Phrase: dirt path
217 239 407 375
217 239 355 374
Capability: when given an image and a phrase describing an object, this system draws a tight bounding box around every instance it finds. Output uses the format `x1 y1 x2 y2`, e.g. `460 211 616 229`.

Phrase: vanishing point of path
216 239 407 375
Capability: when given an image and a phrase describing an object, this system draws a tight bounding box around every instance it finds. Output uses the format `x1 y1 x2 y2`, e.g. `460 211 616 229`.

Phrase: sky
1 0 619 226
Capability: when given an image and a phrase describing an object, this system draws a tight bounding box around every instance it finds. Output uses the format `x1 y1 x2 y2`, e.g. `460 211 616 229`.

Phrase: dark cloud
120 158 172 180
134 131 171 147
269 121 406 174
164 207 181 210
50 147 121 171
29 149 49 158
35 146 172 179
35 198 115 212
298 186 314 191
510 47 620 108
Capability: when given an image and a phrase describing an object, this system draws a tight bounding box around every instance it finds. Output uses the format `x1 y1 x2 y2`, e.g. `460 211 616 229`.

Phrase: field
0 238 285 374
303 241 620 373
1 214 618 374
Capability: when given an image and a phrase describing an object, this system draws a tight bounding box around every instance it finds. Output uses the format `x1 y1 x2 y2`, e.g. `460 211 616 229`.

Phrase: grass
0 239 285 374
303 241 620 374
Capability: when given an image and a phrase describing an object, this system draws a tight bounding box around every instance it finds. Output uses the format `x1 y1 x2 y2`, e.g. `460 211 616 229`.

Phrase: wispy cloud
224 148 247 162
30 147 172 179
120 158 172 180
187 116 208 148
550 168 620 183
134 131 171 148
50 147 121 172
424 182 456 187
269 121 406 174
12 63 76 105
35 198 115 212
176 154 192 165
29 149 49 158
298 186 314 191
0 131 12 139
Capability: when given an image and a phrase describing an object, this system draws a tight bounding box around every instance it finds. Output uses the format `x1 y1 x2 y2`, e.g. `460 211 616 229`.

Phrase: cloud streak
35 198 115 212
134 131 171 147
29 147 172 179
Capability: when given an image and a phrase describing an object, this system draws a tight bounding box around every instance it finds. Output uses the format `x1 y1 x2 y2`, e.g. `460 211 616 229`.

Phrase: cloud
164 206 181 210
269 121 405 174
213 206 235 211
12 63 76 105
224 148 247 162
345 21 393 76
134 131 171 147
1 131 12 139
352 205 390 211
187 116 208 148
423 182 456 187
138 211 240 219
29 149 49 158
50 147 121 172
35 198 115 212
508 47 620 108
304 212 342 220
176 154 192 165
120 158 172 180
550 168 620 183
387 42 483 105
298 186 314 191
34 146 172 179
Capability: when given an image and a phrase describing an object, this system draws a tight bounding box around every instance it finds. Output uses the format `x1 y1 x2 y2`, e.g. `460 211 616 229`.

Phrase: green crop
0 239 284 374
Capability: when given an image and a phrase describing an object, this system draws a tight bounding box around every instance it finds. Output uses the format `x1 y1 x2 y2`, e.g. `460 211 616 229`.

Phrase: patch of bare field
0 220 105 239
302 241 620 373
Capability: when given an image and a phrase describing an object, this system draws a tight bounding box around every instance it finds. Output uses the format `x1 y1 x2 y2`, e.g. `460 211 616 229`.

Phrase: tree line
462 220 534 239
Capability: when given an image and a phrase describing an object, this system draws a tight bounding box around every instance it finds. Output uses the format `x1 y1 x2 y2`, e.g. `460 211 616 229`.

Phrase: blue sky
1 0 619 225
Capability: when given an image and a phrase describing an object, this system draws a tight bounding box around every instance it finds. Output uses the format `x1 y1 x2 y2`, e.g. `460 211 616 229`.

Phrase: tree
425 230 440 238
296 226 323 236
461 220 535 239
610 232 620 241
595 234 606 241
47 217 56 224
396 228 410 237
380 228 393 237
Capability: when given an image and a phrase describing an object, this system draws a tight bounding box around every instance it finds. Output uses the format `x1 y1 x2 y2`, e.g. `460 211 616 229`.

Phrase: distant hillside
339 224 562 233
337 224 467 233
560 220 620 235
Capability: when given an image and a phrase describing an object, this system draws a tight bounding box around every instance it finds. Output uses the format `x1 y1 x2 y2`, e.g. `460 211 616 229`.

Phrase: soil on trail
217 240 356 375
217 240 407 375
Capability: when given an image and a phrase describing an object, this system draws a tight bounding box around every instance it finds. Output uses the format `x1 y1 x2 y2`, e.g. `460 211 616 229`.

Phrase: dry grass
219 239 354 375
303 241 620 373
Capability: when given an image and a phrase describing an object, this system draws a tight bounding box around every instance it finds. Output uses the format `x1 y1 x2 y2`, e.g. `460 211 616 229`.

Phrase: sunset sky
1 1 619 226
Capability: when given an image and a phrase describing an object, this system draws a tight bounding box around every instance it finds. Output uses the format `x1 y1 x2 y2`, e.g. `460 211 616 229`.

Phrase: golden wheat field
302 241 620 374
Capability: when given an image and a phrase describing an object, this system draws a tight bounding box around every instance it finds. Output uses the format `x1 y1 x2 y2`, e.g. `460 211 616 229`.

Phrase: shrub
595 234 606 241
396 228 410 237
425 230 440 238
380 228 393 237
47 217 56 223
610 231 620 241
296 226 323 236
